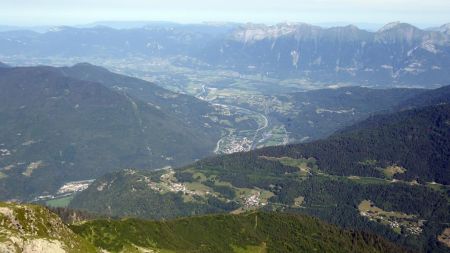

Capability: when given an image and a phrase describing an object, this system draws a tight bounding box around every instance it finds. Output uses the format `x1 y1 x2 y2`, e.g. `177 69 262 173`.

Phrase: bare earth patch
438 228 450 248
22 161 44 177
23 239 66 253
382 165 407 179
293 196 305 207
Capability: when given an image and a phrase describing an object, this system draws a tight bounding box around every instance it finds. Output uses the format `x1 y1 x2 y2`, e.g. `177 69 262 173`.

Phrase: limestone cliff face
204 22 450 85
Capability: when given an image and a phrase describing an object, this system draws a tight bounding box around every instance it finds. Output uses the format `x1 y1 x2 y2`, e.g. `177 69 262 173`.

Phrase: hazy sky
1 0 449 27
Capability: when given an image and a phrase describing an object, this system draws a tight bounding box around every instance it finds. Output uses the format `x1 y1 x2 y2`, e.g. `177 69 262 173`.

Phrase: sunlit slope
71 212 409 253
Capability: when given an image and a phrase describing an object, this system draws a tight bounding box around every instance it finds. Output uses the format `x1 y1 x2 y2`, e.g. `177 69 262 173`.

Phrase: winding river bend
196 85 270 154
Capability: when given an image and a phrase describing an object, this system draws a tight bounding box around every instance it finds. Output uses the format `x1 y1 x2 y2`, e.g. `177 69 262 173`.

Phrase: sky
0 0 449 28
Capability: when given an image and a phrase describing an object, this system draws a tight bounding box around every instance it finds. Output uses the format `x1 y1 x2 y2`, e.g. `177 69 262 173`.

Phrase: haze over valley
0 1 449 252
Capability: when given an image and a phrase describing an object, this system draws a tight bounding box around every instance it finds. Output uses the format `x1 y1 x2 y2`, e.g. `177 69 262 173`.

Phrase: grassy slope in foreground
0 202 409 253
71 211 410 253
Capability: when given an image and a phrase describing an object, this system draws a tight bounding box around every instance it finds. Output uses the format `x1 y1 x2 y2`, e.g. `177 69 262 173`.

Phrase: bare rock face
22 239 65 253
0 202 96 253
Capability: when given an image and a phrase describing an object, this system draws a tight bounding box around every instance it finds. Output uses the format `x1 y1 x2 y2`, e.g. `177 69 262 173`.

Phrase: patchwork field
358 200 424 235
46 196 75 208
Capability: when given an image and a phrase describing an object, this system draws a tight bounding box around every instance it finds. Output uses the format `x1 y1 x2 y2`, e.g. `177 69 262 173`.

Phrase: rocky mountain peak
439 23 450 35
377 22 420 33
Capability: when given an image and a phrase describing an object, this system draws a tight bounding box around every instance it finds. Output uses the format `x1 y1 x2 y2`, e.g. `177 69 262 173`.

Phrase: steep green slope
59 63 225 140
0 202 96 252
0 66 220 200
259 104 450 184
270 86 424 141
397 85 450 110
71 212 409 253
71 104 450 252
0 202 408 253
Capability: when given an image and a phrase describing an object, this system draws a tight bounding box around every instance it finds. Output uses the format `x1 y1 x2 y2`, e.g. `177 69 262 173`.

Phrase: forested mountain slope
258 104 450 184
58 63 226 136
72 212 410 253
397 85 450 110
71 103 450 252
270 86 424 141
0 66 223 200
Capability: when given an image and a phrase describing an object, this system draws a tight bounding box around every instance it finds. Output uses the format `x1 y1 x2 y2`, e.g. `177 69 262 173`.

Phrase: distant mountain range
1 22 449 86
206 22 450 86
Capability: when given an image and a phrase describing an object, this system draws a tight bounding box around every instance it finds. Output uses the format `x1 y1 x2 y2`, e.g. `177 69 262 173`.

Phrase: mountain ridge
0 201 411 253
1 21 450 86
0 64 225 200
